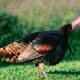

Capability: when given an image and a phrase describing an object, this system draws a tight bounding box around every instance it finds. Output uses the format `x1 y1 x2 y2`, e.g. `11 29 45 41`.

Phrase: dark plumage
17 24 72 65
0 23 72 80
0 24 72 65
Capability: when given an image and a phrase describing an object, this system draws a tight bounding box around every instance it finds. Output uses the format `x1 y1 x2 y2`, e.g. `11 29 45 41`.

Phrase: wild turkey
0 17 80 80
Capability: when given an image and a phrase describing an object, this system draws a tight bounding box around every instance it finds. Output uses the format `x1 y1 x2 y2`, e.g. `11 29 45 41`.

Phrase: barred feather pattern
0 42 28 62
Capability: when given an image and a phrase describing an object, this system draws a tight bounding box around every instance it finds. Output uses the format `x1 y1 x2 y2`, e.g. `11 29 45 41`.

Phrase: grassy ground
0 60 80 80
0 0 80 80
0 13 79 80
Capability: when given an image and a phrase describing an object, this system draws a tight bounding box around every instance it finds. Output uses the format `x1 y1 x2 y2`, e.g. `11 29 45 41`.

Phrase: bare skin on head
71 17 80 30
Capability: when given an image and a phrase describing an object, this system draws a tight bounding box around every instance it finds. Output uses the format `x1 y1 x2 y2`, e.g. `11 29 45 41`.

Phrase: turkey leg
37 63 48 80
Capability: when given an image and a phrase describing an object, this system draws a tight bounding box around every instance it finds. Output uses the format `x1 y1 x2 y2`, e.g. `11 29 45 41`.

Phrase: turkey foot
37 63 48 80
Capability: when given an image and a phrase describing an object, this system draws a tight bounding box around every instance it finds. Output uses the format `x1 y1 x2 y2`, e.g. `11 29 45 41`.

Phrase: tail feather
0 42 27 62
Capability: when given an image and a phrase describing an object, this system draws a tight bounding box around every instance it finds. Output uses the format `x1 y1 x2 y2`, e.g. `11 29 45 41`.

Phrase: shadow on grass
0 61 33 67
47 70 80 76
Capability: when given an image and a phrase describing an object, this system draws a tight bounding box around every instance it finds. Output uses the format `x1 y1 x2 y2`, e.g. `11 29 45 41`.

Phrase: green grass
0 60 80 80
0 11 79 80
0 1 79 80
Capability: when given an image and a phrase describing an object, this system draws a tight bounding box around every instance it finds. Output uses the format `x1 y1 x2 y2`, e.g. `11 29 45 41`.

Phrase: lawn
0 60 80 80
0 0 80 80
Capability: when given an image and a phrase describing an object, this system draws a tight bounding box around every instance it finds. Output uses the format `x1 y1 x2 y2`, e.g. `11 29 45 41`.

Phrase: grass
0 0 79 80
0 60 80 80
0 13 79 80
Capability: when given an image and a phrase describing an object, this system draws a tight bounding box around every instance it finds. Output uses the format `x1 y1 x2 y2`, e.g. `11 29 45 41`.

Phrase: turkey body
0 24 72 80
17 24 72 66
